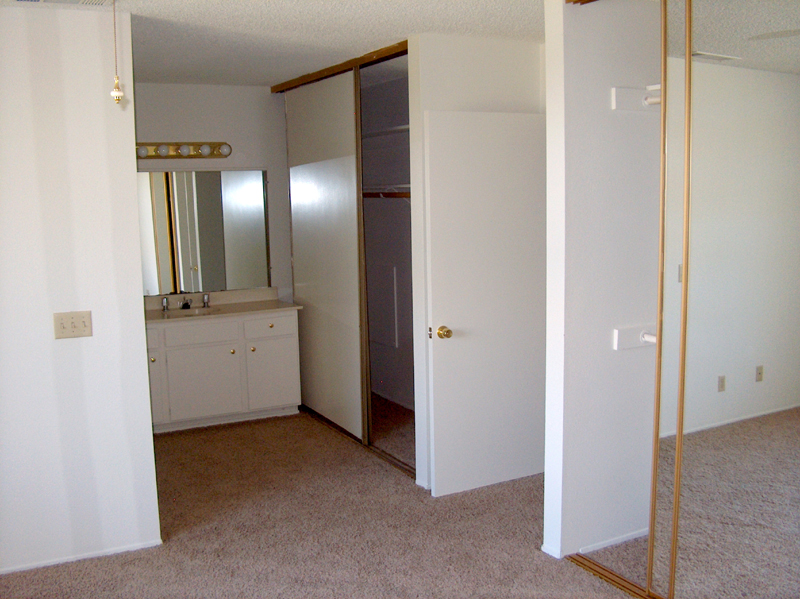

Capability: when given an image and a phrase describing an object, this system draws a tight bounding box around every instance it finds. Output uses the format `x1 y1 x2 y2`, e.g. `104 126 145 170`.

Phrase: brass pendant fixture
110 0 123 104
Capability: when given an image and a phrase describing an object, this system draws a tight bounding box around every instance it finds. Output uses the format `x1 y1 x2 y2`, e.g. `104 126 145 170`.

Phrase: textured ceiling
669 0 800 74
124 0 545 87
4 0 799 85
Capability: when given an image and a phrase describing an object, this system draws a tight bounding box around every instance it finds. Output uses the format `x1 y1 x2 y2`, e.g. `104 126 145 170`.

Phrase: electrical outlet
756 365 764 382
53 311 93 339
718 375 726 392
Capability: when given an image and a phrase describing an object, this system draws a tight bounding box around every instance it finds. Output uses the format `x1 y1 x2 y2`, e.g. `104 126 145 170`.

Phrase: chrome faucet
162 296 168 312
203 293 210 308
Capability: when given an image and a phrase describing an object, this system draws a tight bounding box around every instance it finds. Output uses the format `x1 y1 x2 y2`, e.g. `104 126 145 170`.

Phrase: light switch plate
54 311 93 339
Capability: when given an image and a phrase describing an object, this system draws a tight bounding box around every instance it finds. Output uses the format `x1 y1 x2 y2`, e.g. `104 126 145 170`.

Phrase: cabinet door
147 350 170 424
166 344 244 421
246 335 301 410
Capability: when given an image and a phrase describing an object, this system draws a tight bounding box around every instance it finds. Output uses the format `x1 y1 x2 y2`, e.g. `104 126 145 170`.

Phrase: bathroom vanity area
144 289 301 433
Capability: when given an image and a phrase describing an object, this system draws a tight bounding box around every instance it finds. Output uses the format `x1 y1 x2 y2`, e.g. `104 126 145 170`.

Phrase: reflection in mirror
137 171 269 295
673 0 800 596
569 1 664 592
659 0 800 597
647 2 687 597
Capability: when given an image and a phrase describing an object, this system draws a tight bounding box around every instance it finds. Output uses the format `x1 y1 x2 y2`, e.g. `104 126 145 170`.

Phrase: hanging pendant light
110 0 123 104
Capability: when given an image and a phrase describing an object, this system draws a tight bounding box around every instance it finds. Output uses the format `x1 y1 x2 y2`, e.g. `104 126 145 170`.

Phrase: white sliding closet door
286 72 363 438
425 111 546 496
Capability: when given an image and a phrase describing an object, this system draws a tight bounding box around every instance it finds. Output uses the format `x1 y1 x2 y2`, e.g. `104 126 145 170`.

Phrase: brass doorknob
230 349 236 354
250 347 256 352
150 357 156 363
437 326 453 339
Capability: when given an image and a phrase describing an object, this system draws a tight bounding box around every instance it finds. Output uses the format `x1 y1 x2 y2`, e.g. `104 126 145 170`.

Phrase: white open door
171 171 202 292
424 111 546 497
286 72 363 439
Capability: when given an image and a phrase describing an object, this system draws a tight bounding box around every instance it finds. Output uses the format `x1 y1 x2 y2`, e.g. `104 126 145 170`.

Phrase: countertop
145 300 302 323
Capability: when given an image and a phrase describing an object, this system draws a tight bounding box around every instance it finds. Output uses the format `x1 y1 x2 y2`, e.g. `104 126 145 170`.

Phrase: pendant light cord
110 0 123 103
113 0 119 79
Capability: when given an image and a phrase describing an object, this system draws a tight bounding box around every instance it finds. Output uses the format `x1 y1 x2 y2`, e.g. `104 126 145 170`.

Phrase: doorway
359 55 415 471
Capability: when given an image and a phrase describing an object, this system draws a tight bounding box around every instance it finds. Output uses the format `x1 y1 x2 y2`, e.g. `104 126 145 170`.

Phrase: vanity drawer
165 320 239 347
244 313 296 339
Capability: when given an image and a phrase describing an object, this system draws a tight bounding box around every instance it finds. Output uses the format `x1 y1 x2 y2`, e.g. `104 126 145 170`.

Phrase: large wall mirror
572 1 800 598
137 170 270 296
659 0 800 597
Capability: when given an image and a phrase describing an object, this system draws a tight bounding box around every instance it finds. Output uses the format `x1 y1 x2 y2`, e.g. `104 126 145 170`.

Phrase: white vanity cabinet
145 306 301 432
244 314 301 410
147 334 169 425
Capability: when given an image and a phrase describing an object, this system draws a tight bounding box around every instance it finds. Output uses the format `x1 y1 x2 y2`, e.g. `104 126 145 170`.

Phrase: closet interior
359 55 415 469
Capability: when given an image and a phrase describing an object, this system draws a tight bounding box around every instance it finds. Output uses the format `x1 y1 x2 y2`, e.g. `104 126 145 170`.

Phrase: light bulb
219 143 232 156
157 145 169 157
179 144 191 156
136 146 148 158
199 144 212 157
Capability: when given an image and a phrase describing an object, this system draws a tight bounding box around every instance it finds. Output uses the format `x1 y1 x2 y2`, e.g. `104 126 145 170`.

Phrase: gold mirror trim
271 41 408 94
354 65 372 446
568 554 663 599
645 0 669 594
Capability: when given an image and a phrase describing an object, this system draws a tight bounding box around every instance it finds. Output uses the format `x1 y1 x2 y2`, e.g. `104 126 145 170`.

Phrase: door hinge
428 327 432 339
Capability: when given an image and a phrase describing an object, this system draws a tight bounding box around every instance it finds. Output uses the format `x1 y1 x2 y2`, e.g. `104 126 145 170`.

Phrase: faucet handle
203 293 210 308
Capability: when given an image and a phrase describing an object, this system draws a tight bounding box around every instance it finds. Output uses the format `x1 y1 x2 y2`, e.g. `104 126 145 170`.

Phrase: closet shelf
363 183 410 199
361 125 409 139
363 183 409 192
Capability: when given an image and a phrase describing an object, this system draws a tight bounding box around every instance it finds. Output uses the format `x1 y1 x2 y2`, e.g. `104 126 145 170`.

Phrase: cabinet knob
230 349 236 354
250 347 256 352
269 323 274 328
150 356 156 363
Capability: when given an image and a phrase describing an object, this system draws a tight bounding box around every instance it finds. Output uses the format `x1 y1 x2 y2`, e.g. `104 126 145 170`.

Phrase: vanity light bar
136 142 233 159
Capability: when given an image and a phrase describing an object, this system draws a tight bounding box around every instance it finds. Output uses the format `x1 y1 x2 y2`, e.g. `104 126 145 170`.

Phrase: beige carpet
0 414 627 599
370 394 415 468
587 406 800 598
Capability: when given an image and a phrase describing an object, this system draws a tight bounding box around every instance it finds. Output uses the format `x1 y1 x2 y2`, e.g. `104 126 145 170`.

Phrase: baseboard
660 402 800 438
579 527 648 554
540 543 563 559
153 405 299 433
0 539 162 575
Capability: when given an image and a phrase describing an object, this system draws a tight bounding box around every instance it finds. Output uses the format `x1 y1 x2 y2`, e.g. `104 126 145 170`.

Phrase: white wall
660 59 800 436
134 83 293 301
0 5 161 573
543 0 661 557
408 33 544 488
